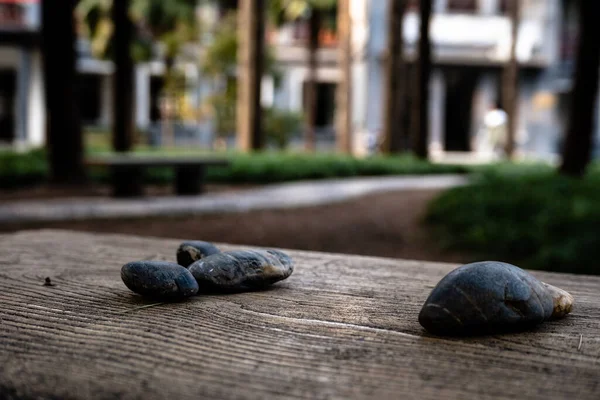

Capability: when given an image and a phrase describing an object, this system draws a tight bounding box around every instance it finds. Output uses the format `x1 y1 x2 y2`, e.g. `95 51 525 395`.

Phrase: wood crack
238 304 422 339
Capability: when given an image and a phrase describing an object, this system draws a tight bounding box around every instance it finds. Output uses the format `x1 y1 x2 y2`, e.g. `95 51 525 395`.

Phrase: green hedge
0 149 48 188
0 150 469 187
425 166 600 275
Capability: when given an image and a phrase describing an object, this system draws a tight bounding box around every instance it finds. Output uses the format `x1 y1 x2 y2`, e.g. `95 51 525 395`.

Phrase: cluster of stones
122 243 573 336
121 241 294 300
418 261 574 336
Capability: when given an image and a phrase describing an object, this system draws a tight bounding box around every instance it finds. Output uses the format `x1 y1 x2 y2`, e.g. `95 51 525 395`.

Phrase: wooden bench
0 230 599 399
85 155 229 197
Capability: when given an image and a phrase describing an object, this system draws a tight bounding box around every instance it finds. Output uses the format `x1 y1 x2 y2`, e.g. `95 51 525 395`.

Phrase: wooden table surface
0 230 599 400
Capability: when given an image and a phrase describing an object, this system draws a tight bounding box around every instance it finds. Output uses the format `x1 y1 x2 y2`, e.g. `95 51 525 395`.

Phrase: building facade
0 0 595 160
266 0 587 159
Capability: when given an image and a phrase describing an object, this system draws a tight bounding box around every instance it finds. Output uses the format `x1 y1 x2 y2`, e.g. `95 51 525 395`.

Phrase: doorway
444 69 479 151
303 81 336 128
0 69 16 143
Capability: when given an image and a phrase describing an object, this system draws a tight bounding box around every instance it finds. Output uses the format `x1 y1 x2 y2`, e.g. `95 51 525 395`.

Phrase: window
407 0 419 12
0 3 24 26
407 0 478 13
499 0 509 14
447 0 478 13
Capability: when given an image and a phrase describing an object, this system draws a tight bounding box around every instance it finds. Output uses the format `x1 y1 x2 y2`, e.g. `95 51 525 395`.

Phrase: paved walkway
0 175 469 224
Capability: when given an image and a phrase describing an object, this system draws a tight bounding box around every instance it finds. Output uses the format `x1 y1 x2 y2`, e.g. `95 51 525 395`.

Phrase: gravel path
0 175 468 224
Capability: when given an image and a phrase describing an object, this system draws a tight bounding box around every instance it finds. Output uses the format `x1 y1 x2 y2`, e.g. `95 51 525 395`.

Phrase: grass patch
425 166 600 275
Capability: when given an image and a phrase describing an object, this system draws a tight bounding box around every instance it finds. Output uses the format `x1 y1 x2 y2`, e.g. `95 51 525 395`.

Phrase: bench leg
111 166 144 197
175 166 204 195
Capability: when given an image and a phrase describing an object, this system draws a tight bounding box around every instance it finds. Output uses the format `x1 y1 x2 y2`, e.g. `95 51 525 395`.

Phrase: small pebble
188 249 293 291
176 240 221 267
418 261 574 336
121 261 199 299
43 277 54 287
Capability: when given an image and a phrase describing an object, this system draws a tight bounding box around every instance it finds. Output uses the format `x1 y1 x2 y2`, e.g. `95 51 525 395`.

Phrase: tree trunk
236 0 265 151
382 0 407 153
503 0 519 158
335 0 352 154
560 1 600 177
305 8 321 152
112 0 135 152
412 0 432 159
41 0 85 183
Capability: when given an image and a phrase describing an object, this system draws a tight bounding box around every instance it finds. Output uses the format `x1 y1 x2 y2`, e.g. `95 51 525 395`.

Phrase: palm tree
381 0 407 153
335 0 352 154
503 0 520 158
41 0 85 183
236 0 266 151
411 0 432 159
560 1 600 177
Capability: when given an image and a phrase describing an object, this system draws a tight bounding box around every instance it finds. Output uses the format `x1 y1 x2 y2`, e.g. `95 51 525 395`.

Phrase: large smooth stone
188 249 294 291
418 261 574 336
177 241 221 267
121 261 199 299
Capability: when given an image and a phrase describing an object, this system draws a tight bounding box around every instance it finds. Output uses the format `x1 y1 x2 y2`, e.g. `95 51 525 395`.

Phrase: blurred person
367 128 381 155
479 101 508 157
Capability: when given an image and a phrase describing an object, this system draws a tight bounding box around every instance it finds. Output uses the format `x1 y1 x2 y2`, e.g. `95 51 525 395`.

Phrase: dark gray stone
121 261 199 299
177 241 221 267
418 261 573 336
188 249 294 291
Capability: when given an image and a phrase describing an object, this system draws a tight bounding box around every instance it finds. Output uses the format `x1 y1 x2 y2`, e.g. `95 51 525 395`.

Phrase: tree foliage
77 0 197 62
268 0 337 22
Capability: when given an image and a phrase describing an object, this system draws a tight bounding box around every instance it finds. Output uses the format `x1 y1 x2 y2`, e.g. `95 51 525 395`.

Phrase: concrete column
352 61 367 129
517 78 531 154
99 74 113 128
272 71 287 110
135 64 150 130
261 76 274 108
16 49 30 145
479 0 498 15
289 68 304 112
429 69 445 154
26 50 45 147
434 0 448 13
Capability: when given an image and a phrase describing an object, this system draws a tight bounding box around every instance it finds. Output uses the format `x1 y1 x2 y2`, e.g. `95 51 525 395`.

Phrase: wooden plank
85 156 229 167
0 230 598 400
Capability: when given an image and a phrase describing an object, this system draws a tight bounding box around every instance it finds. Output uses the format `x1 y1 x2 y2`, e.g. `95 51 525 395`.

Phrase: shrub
263 109 302 150
425 167 600 275
0 149 48 188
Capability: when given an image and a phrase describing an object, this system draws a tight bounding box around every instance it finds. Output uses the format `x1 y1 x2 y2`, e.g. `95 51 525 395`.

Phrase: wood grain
0 230 598 400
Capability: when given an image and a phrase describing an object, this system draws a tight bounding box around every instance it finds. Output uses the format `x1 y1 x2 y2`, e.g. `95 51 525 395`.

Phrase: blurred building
0 0 594 159
0 0 43 147
0 0 207 149
265 0 588 159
